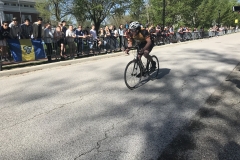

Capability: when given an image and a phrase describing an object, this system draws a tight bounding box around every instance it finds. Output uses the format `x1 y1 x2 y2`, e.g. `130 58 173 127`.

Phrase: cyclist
125 21 156 70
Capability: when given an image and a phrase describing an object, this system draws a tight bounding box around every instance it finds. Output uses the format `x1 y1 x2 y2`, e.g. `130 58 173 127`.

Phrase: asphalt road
0 33 240 160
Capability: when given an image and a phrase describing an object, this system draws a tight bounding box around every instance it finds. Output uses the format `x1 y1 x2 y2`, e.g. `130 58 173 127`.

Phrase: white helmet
129 21 141 30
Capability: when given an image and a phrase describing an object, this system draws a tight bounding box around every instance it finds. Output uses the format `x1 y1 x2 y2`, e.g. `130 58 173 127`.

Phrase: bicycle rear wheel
124 60 142 90
147 55 159 80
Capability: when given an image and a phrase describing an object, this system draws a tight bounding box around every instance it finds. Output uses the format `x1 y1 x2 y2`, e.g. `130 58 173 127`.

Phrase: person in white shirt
118 24 124 51
66 25 76 59
44 23 53 62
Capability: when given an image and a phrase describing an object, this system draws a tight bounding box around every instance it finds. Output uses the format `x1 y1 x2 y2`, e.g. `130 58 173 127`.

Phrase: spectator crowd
0 17 238 63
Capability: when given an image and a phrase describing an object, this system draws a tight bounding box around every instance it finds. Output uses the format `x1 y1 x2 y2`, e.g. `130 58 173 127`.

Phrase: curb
0 52 124 77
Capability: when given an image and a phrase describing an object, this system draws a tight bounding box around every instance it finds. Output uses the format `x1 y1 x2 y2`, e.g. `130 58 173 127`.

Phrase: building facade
0 0 38 24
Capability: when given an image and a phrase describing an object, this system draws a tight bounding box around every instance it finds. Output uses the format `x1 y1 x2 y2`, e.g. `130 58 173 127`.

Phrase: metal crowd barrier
174 29 238 42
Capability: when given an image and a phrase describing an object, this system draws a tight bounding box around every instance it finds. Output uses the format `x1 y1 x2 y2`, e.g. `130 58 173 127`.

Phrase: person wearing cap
9 17 21 39
21 18 33 39
9 17 17 28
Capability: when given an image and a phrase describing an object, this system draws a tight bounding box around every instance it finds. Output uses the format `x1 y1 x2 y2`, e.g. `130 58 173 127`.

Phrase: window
24 5 29 7
4 3 9 5
21 15 32 22
29 5 34 8
11 3 17 6
4 14 13 21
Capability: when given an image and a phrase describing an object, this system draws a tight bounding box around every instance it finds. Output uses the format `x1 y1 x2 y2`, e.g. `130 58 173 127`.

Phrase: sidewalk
0 51 119 71
158 63 240 160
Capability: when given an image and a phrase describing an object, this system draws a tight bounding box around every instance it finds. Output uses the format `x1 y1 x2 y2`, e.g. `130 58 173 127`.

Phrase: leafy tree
129 0 146 20
72 0 130 32
35 0 72 23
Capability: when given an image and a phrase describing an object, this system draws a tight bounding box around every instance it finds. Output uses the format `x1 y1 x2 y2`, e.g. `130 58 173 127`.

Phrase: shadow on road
226 79 240 89
134 68 171 90
158 62 240 160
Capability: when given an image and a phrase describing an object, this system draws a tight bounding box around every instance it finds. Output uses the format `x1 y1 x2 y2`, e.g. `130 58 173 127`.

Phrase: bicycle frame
131 45 148 74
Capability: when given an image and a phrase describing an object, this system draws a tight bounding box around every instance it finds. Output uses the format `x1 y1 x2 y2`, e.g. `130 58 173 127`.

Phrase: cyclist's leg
142 43 156 68
140 42 153 62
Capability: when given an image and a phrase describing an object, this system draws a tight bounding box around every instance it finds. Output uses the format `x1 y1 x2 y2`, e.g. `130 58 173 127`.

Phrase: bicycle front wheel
147 55 159 80
124 60 142 90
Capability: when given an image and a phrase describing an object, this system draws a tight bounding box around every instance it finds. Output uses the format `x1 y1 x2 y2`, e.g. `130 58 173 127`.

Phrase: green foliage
35 0 72 24
72 0 131 31
146 0 240 28
35 0 240 30
129 0 146 21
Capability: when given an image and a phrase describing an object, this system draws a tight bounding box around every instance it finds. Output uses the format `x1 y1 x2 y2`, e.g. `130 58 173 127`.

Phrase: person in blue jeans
75 25 86 56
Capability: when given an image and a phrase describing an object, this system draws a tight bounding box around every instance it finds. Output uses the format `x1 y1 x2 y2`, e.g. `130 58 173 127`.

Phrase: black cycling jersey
133 29 154 43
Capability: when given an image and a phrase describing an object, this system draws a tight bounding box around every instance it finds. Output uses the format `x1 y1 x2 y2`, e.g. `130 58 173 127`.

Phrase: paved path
0 33 240 160
158 63 240 160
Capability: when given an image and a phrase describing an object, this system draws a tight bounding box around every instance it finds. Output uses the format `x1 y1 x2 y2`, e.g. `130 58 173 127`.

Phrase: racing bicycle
124 45 159 90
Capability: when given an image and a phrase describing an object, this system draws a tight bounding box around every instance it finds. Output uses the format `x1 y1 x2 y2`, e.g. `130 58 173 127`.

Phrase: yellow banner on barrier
20 39 35 61
235 19 238 23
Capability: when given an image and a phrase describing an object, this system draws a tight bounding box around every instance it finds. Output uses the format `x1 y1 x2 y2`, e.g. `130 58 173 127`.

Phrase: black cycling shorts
139 41 154 52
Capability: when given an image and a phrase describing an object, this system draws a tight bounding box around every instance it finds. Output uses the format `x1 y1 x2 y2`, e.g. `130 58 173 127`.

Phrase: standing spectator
61 21 68 54
61 21 67 36
109 25 116 52
98 27 106 52
9 17 21 39
75 25 85 56
118 24 124 51
66 25 76 59
111 25 119 51
169 25 174 34
125 22 129 29
0 21 10 61
53 26 65 60
169 25 175 43
9 17 18 28
104 26 111 52
178 26 183 41
32 17 44 39
59 22 66 55
89 25 99 54
200 26 204 39
21 18 33 39
113 25 119 50
44 23 53 62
